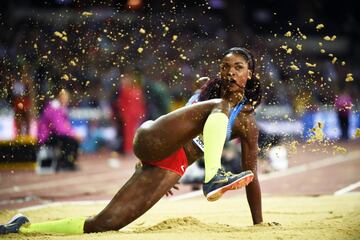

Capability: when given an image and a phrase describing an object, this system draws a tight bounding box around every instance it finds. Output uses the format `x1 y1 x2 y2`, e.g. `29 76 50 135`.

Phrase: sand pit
1 194 359 240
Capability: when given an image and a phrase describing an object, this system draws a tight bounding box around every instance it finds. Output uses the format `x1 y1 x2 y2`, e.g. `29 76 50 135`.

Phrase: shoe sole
206 173 254 202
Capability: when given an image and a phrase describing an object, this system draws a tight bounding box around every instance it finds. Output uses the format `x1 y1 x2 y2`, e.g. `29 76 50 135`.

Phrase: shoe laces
219 168 233 177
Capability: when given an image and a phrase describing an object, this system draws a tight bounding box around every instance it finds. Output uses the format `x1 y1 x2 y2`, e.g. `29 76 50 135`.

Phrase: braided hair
198 47 262 109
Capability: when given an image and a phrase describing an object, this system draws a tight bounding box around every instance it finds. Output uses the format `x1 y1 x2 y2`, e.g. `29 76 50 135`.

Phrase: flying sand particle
316 24 324 30
353 128 360 138
332 146 347 155
82 11 93 16
331 57 337 64
290 64 299 71
323 35 336 41
307 122 324 143
305 62 316 67
345 73 353 82
61 74 70 81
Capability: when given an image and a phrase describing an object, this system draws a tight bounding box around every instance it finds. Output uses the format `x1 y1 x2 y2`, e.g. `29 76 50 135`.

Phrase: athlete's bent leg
133 99 231 162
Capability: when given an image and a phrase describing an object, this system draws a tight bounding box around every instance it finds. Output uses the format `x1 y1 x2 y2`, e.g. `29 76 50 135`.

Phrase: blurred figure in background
37 88 81 171
335 88 353 140
143 77 171 121
11 68 33 136
109 82 123 153
117 73 146 158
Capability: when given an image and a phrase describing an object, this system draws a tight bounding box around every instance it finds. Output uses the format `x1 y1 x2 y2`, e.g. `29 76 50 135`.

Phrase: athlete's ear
248 70 252 79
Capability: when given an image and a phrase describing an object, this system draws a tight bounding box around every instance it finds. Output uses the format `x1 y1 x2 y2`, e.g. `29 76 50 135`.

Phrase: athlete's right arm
233 112 263 224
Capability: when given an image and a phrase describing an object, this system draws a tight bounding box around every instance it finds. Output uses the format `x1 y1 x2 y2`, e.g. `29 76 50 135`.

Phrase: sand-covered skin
1 194 359 240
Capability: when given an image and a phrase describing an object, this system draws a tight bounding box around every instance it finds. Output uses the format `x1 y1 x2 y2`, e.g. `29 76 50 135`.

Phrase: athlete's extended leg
84 166 180 232
11 167 180 234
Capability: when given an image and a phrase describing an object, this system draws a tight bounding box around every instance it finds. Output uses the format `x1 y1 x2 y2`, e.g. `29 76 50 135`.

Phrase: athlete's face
220 53 251 93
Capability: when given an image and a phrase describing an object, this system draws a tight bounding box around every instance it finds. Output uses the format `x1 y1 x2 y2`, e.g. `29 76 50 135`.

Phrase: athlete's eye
221 64 229 71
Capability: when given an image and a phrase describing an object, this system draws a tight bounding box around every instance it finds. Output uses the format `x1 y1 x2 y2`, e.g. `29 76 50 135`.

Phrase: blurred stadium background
0 0 359 209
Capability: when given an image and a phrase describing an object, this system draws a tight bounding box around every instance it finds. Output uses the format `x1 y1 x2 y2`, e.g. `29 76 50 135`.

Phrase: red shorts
142 148 188 176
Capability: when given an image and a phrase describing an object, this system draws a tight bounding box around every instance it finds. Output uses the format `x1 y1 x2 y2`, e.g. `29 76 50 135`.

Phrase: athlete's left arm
232 111 263 225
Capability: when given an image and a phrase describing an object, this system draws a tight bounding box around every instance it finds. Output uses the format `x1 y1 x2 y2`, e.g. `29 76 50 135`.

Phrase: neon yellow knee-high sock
203 112 228 183
19 217 86 235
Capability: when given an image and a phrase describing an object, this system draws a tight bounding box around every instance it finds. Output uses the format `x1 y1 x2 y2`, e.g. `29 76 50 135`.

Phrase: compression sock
203 112 229 183
19 217 86 235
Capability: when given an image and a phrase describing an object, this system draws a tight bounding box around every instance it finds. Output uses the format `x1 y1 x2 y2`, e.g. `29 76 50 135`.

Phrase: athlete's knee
133 120 155 160
210 98 231 115
134 120 153 142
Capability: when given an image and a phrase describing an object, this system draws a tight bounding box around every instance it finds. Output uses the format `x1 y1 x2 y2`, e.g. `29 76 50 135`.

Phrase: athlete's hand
165 183 180 196
195 77 210 88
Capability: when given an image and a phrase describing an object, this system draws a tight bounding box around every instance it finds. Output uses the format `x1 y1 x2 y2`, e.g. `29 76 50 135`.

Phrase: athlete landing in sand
0 47 263 235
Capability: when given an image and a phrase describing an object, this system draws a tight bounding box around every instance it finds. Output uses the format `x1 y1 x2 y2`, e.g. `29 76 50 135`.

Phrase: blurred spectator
11 69 33 136
80 120 102 153
169 88 188 111
117 73 146 157
109 83 123 153
38 88 81 171
143 77 171 120
0 1 358 149
335 88 353 140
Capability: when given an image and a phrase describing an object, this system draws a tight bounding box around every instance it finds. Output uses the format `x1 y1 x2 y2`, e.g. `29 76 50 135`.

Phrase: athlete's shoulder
240 104 256 114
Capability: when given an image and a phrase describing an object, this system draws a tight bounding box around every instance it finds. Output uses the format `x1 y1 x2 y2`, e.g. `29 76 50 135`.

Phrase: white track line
15 150 360 210
259 150 360 181
0 170 133 195
19 200 110 212
334 180 360 195
169 190 202 201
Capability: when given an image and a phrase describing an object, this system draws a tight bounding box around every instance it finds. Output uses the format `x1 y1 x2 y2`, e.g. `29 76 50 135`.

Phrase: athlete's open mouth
228 78 237 84
226 78 244 90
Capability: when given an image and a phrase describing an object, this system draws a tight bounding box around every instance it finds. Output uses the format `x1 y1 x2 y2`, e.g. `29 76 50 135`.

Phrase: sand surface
1 194 359 240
